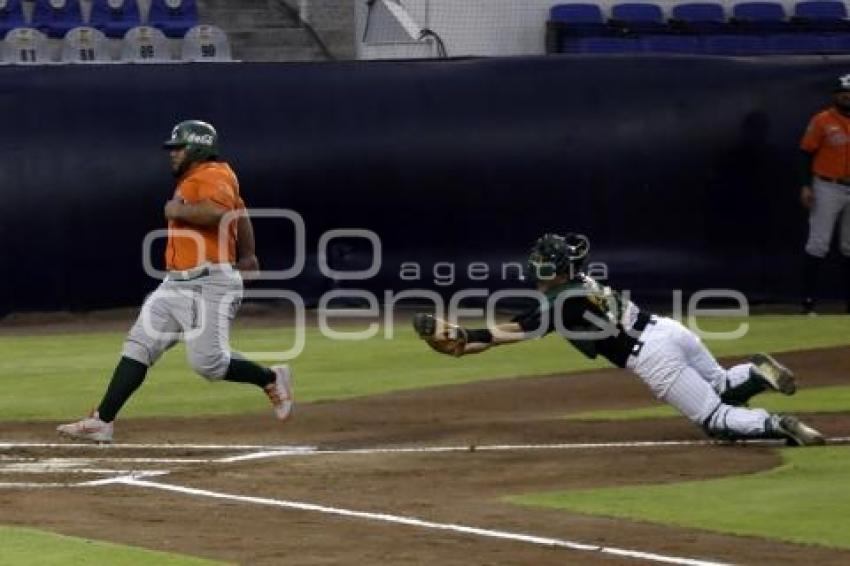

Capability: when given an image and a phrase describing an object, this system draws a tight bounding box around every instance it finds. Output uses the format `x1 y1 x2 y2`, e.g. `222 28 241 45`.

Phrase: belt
632 311 657 333
167 265 210 282
816 174 850 187
628 312 657 359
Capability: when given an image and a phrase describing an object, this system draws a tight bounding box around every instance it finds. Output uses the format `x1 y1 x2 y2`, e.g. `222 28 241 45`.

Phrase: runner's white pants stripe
626 317 769 436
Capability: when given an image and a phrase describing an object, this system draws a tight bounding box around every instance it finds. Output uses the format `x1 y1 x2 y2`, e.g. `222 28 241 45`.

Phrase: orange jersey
800 107 850 179
165 161 244 270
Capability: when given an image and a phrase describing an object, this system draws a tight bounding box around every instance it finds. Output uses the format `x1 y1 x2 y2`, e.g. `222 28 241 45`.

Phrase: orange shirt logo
165 161 243 270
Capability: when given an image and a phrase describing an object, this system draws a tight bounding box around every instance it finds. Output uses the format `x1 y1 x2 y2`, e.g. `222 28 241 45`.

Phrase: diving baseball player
57 120 293 443
415 233 824 446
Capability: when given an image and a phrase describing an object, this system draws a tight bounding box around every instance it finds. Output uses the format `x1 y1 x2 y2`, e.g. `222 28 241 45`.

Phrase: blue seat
731 1 789 31
0 0 24 38
640 35 702 53
764 32 831 52
576 37 642 53
148 0 198 38
90 0 141 39
795 0 847 20
828 33 850 51
547 4 611 53
792 1 850 31
670 3 729 33
610 3 667 33
32 0 83 38
701 34 768 54
550 3 605 25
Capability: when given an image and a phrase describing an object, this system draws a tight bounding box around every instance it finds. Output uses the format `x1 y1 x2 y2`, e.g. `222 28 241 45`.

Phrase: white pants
122 267 243 380
626 317 771 437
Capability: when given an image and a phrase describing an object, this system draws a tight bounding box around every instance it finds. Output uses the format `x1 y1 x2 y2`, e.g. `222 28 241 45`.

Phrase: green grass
0 526 226 565
568 385 850 421
508 446 850 550
0 315 847 420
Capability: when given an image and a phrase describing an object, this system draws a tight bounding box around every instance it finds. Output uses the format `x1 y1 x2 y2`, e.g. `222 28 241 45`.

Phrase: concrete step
202 7 300 29
232 45 325 62
199 0 275 10
227 28 315 48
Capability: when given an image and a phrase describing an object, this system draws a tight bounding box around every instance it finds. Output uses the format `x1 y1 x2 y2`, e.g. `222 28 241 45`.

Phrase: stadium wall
0 56 842 313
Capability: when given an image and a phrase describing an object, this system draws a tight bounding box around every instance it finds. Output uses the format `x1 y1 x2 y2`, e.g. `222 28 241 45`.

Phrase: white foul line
119 477 730 566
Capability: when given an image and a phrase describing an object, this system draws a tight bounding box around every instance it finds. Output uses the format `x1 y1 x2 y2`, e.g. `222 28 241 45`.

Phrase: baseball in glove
413 313 468 357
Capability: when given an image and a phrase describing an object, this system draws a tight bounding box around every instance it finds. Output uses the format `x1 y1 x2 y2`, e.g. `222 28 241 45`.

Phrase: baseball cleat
776 415 825 447
56 411 113 444
265 365 294 421
750 353 796 395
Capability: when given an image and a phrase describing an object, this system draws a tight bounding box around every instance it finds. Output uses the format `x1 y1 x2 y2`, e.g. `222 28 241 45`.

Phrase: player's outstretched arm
413 314 531 358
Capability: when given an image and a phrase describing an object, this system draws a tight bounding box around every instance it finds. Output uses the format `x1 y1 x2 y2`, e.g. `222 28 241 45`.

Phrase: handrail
274 0 336 60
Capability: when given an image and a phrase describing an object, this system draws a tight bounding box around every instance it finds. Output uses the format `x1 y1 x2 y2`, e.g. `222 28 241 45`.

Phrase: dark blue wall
0 56 843 313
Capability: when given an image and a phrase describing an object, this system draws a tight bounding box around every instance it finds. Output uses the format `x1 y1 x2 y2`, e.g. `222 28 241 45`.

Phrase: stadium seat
3 27 51 63
610 3 667 33
731 2 789 31
148 0 198 39
32 0 83 39
550 3 606 26
547 4 610 53
640 35 702 53
0 0 25 39
826 33 850 51
181 24 231 62
576 36 642 53
61 26 112 62
669 3 729 33
121 25 172 62
90 0 141 39
701 34 768 54
792 1 850 31
763 32 831 53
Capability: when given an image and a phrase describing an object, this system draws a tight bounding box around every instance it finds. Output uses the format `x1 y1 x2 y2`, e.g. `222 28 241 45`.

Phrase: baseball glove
413 313 468 357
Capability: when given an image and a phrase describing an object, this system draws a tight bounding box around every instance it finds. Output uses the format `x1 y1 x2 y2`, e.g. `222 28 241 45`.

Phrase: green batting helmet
162 120 219 163
527 233 590 281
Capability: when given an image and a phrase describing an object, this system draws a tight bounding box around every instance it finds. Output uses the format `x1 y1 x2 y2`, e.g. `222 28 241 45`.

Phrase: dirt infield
1 347 849 565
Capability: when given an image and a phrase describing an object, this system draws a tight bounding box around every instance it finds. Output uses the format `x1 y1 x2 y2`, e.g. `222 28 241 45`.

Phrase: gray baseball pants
122 265 243 380
805 177 850 258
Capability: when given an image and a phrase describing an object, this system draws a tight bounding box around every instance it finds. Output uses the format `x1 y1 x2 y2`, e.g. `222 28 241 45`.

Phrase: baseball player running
415 233 824 446
58 120 293 443
800 74 850 314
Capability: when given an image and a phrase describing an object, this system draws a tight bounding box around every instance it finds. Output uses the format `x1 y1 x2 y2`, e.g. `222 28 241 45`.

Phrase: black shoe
750 353 796 395
770 415 825 446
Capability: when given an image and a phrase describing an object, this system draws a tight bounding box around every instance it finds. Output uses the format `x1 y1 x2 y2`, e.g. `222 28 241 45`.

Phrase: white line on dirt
0 482 81 489
120 477 729 566
4 437 848 456
0 442 317 451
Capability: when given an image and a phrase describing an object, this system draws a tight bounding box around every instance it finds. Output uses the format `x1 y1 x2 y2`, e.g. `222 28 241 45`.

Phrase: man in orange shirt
799 75 850 314
57 120 293 443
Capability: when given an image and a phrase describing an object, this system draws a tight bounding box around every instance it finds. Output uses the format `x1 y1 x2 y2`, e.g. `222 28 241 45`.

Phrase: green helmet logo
162 120 219 163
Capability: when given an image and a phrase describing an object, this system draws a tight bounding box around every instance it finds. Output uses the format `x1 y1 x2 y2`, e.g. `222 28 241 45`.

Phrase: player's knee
187 350 230 380
122 341 154 367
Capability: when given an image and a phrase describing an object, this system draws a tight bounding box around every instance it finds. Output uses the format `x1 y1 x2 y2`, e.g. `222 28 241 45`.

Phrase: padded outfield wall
0 56 843 313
